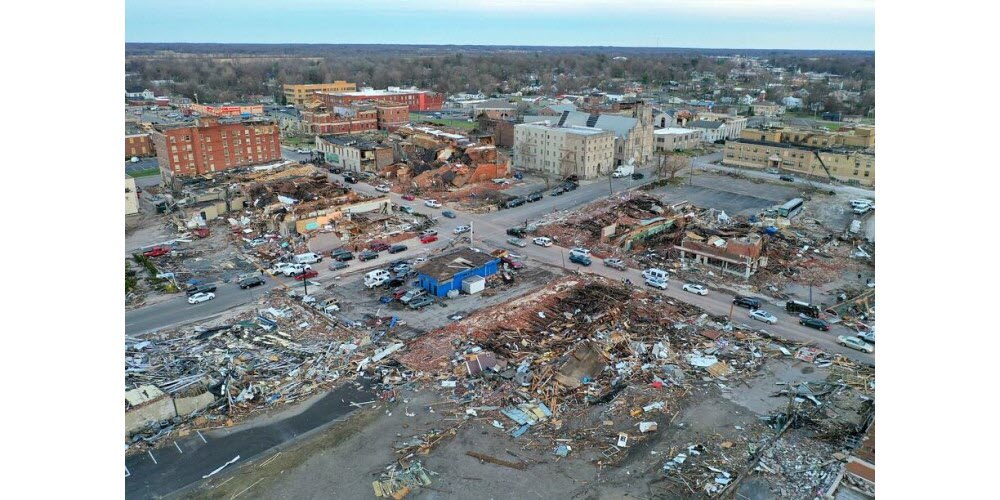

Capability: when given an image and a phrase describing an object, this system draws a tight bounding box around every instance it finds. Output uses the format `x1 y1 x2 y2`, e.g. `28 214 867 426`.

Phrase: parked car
328 261 350 271
565 175 579 183
507 237 527 248
375 184 391 193
370 242 391 252
330 168 343 175
402 194 416 201
442 210 457 218
400 288 427 304
766 168 780 174
281 263 312 276
388 244 408 254
399 206 414 214
749 309 778 324
238 276 265 289
563 181 578 191
569 253 592 266
186 284 217 296
838 335 874 353
857 331 875 343
359 251 379 262
631 173 644 180
143 246 171 257
503 198 525 209
188 292 215 304
799 317 831 331
733 295 761 310
526 192 543 202
408 295 435 310
331 250 354 261
296 148 310 154
603 258 627 271
392 263 411 274
424 199 442 208
551 186 566 196
507 227 527 238
294 269 319 281
420 234 439 244
419 230 438 238
533 237 553 247
682 283 709 295
779 175 795 182
343 175 358 184
454 225 471 234
569 247 591 257
645 278 668 290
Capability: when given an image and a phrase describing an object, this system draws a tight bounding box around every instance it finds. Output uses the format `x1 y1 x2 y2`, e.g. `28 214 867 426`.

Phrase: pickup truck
143 246 171 258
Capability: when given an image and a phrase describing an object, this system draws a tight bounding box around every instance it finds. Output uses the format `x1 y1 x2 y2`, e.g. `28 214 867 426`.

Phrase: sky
125 0 874 51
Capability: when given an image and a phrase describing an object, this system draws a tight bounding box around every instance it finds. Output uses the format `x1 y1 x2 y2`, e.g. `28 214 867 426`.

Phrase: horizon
124 42 874 54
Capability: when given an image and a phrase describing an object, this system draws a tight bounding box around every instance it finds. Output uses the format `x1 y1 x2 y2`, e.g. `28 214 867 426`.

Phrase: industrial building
150 117 282 186
316 86 444 112
416 248 500 297
283 81 357 106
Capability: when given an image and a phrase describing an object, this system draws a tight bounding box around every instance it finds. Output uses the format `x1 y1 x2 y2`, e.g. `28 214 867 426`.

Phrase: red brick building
317 87 444 112
301 106 378 135
126 123 155 158
375 101 409 130
151 117 281 184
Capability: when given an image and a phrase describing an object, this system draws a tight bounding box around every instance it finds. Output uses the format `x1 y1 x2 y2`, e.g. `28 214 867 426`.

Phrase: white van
642 268 669 282
569 247 591 257
364 269 391 288
294 252 323 265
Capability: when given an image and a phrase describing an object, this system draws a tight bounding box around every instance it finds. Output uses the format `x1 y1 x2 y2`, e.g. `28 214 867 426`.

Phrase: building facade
283 81 357 106
654 128 701 152
317 86 444 112
688 120 728 143
695 112 747 140
476 114 515 148
751 101 786 117
375 101 410 130
126 133 154 158
302 105 378 135
416 249 499 297
723 139 875 186
151 117 282 185
188 103 264 117
513 122 614 180
521 110 648 167
315 135 394 173
125 175 139 215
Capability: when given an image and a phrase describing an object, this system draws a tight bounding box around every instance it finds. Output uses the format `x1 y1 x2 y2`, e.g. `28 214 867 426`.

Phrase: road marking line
230 478 264 499
258 452 281 468
197 430 207 443
175 441 184 454
148 450 157 464
125 465 131 478
212 477 234 489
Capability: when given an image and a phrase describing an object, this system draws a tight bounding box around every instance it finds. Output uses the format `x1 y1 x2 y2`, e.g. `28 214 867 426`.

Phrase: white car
281 263 312 277
375 185 391 193
533 237 552 247
296 148 311 154
838 335 874 353
857 331 875 343
569 247 591 257
454 225 471 234
508 237 527 248
645 278 668 290
682 283 708 295
424 199 442 208
188 292 215 304
749 309 777 324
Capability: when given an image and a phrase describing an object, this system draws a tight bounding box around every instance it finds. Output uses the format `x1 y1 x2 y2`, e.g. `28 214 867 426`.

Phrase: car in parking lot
526 192 543 202
359 251 379 261
838 335 874 353
343 175 358 184
732 295 761 310
424 199 442 208
407 295 435 310
402 194 416 201
294 269 319 281
392 263 411 274
370 242 391 252
532 236 553 247
749 309 778 324
388 244 408 254
857 330 875 343
442 210 456 218
603 258 627 271
507 237 527 248
799 317 831 331
188 292 215 304
682 283 708 295
420 234 438 244
238 276 265 289
454 225 471 234
645 278 668 290
400 288 427 304
569 253 592 266
328 261 350 271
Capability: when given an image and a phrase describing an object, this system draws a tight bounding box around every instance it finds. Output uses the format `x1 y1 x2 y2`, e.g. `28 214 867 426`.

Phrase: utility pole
608 170 614 198
469 220 474 248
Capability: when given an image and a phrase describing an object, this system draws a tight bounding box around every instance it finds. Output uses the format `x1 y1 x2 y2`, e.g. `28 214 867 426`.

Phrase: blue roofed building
415 248 500 297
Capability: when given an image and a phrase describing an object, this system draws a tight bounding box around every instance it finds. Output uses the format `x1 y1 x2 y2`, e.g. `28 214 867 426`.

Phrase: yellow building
126 175 139 215
740 125 875 149
283 81 357 106
723 139 874 187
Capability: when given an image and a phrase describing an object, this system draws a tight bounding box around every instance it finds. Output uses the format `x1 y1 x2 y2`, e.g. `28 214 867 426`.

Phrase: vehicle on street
424 199 442 208
779 175 795 182
799 317 832 331
563 181 578 191
631 173 644 180
331 249 354 261
526 192 543 202
143 246 171 257
419 230 438 238
838 335 874 353
612 163 635 178
569 253 592 266
402 194 416 201
399 206 414 214
130 156 140 163
682 283 709 295
503 197 525 209
565 175 579 182
186 284 217 296
642 268 669 282
238 276 265 289
296 148 310 154
533 236 553 247
188 292 216 304
786 300 821 318
375 184 391 193
328 261 350 271
569 247 591 257
400 288 427 304
343 175 358 184
359 251 379 261
442 210 456 218
507 227 527 238
388 244 408 254
733 295 761 310
420 234 438 244
603 258 627 271
294 269 319 281
857 331 875 343
454 225 471 234
370 242 391 252
507 237 527 248
294 252 323 264
408 295 435 310
853 205 872 215
766 168 780 174
331 168 343 175
551 186 566 196
749 309 778 324
281 263 313 276
645 277 668 290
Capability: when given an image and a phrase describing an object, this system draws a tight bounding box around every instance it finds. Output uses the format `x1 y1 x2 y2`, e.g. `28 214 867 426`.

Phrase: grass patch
129 167 160 178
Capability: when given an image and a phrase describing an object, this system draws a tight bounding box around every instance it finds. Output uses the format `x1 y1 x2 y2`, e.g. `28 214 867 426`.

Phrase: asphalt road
125 277 279 336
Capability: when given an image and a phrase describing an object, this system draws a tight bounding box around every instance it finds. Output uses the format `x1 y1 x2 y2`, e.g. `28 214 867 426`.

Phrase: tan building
751 101 786 117
739 126 875 149
125 175 139 215
513 122 614 180
654 127 701 151
283 81 357 106
723 139 875 186
696 112 747 140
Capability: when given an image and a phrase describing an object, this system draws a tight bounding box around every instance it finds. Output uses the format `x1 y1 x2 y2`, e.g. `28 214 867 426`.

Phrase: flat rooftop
655 127 698 135
416 248 497 282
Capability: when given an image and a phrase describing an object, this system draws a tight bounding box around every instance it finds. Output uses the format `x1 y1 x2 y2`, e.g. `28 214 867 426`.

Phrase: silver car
604 258 627 271
749 309 777 324
507 237 527 248
682 283 709 295
838 335 874 353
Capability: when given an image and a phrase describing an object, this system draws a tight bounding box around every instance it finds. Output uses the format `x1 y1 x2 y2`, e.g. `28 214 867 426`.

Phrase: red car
370 242 391 252
294 269 319 281
402 194 416 201
392 287 409 300
420 234 438 244
142 246 170 257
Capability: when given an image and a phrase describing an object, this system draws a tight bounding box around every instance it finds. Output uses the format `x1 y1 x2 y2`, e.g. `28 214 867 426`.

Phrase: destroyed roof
415 248 498 282
319 134 383 149
523 111 638 139
688 120 726 130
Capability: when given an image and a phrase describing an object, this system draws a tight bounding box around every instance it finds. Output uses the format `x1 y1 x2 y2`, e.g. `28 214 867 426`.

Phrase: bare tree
654 152 687 181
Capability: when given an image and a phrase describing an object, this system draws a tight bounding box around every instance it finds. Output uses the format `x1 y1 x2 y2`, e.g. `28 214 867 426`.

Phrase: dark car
631 173 644 180
503 198 525 209
563 182 578 191
370 242 391 252
565 175 579 182
294 269 319 281
359 251 379 261
442 210 457 218
569 253 592 266
328 261 350 271
331 168 343 175
388 244 408 254
551 186 566 196
343 175 358 184
779 175 795 182
238 276 265 289
386 277 406 288
402 194 416 201
186 284 217 296
799 317 831 331
331 249 354 261
526 192 543 202
732 295 761 310
507 227 527 238
408 295 435 310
